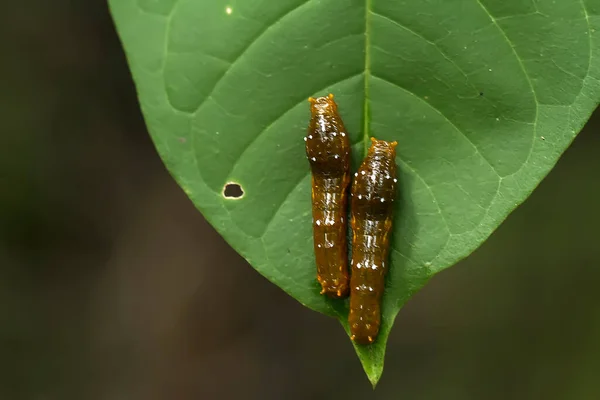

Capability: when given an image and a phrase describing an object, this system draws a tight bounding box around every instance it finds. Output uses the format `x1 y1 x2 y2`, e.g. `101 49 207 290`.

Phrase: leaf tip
365 363 383 389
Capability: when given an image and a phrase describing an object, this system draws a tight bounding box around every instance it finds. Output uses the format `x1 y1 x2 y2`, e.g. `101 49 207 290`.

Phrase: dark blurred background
1 3 600 400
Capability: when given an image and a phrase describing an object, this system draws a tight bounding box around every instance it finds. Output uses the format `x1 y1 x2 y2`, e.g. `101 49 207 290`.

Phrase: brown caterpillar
305 94 351 298
349 137 398 344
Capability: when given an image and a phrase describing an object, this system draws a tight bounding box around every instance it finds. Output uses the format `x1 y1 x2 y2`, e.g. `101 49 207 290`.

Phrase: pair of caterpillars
305 94 398 345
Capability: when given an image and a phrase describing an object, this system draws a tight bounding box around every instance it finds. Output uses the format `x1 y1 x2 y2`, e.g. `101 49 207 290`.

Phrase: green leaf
109 0 600 386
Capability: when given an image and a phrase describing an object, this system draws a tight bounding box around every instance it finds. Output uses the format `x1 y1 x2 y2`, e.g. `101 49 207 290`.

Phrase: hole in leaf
223 182 244 199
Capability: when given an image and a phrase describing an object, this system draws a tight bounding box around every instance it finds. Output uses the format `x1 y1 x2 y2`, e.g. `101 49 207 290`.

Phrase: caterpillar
349 137 398 344
305 94 351 298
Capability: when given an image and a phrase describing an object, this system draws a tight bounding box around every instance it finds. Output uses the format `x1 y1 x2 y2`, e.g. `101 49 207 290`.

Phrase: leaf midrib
363 0 372 157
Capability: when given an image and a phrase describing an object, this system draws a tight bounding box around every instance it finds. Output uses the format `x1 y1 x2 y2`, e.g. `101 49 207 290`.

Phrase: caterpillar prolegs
349 138 398 345
305 94 351 298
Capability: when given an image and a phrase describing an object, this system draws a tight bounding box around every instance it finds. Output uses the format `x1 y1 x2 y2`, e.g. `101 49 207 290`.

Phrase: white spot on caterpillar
380 198 385 202
332 132 337 136
311 157 316 161
361 171 366 175
334 154 339 159
303 137 307 141
358 194 362 199
308 135 313 139
341 132 346 137
393 178 398 183
316 219 321 226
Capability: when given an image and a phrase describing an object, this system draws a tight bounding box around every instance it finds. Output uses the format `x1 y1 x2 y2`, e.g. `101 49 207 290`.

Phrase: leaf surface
110 0 600 385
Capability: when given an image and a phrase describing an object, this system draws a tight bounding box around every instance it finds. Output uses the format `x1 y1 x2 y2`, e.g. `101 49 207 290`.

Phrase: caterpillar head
368 137 398 156
308 93 338 115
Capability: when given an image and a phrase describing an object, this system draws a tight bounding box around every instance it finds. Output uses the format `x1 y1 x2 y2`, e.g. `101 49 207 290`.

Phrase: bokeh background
2 2 600 399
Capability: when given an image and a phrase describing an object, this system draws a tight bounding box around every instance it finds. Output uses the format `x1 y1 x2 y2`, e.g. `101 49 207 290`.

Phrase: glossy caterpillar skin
349 137 398 344
305 94 351 298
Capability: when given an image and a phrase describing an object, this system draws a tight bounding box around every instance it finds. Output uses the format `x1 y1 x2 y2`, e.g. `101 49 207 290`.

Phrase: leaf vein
372 74 501 176
225 71 364 184
163 0 313 115
474 0 538 175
